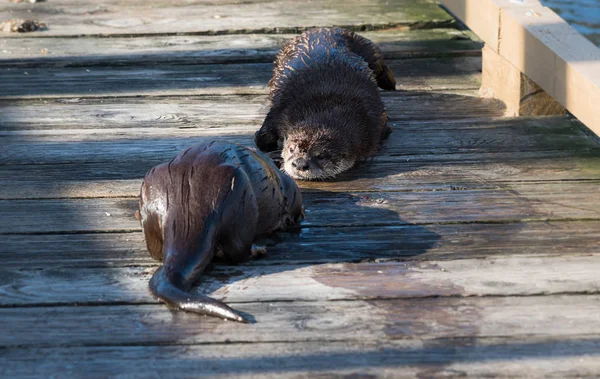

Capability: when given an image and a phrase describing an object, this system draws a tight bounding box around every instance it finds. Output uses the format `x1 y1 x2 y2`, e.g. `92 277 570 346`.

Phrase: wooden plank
2 255 600 306
0 29 482 67
0 56 482 99
2 120 595 158
2 117 597 165
2 337 600 378
2 221 599 268
1 182 600 234
0 90 504 131
2 152 600 199
1 295 600 346
0 0 453 38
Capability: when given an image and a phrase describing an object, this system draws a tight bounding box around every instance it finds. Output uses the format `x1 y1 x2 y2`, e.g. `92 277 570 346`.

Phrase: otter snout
292 158 310 171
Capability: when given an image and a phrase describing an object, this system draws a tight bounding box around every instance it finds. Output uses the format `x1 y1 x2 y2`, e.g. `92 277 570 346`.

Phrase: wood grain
0 29 481 67
2 337 599 378
3 117 596 166
1 0 599 376
0 56 482 99
1 182 599 234
0 0 453 38
1 295 599 347
3 151 600 199
2 255 600 306
2 221 599 268
0 90 503 131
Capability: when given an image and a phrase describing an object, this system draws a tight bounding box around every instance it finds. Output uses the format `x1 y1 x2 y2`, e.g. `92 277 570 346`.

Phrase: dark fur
255 28 396 179
139 141 303 322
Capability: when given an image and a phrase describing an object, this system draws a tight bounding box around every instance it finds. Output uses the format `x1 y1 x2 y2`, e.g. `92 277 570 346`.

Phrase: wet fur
139 141 303 322
255 28 396 180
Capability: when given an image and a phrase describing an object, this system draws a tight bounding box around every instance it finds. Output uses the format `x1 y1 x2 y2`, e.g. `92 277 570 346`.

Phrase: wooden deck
1 1 600 377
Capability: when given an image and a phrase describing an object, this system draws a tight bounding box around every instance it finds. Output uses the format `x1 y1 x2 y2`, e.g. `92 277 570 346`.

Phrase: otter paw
251 245 268 258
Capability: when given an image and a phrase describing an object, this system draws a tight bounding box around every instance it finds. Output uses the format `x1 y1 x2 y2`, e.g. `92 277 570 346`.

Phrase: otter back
138 141 303 322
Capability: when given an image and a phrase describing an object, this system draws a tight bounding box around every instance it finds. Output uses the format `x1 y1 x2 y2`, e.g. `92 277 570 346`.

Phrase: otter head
282 128 355 180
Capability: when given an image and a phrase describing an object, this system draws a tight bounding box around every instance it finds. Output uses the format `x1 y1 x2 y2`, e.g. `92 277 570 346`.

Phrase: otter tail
149 266 250 323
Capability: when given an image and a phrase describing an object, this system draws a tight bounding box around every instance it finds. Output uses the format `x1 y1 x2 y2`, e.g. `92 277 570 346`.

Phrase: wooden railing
441 0 600 137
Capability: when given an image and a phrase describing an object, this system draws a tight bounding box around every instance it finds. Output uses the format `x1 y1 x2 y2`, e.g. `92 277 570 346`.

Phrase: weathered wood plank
2 337 600 378
2 221 599 268
0 1 596 376
1 295 600 347
0 0 453 38
2 117 596 165
0 56 482 99
0 90 504 131
1 182 599 234
2 152 600 199
2 255 600 306
0 29 481 67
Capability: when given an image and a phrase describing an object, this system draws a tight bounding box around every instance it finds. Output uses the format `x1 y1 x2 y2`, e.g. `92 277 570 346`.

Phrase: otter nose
292 158 310 171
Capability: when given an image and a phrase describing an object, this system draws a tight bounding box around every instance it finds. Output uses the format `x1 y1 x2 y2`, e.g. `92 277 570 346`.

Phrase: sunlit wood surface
1 1 599 377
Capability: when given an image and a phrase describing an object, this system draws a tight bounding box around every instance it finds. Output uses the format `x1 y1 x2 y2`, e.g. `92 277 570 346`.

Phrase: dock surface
1 1 600 377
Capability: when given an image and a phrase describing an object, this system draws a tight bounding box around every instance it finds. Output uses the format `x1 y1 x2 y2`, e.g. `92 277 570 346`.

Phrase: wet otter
139 141 304 323
255 27 396 180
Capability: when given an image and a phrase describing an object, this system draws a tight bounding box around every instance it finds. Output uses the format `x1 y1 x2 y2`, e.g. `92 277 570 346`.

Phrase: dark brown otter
255 27 396 180
139 141 304 323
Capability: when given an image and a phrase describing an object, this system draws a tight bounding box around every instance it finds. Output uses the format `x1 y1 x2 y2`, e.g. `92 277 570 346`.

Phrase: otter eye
314 153 329 161
289 146 295 153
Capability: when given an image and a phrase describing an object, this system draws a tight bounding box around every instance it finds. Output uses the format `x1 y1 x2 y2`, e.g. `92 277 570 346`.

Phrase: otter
254 27 396 180
138 141 304 323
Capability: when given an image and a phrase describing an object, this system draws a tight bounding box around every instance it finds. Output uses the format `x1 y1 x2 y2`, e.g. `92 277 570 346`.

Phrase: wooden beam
499 4 600 135
480 44 566 116
441 0 600 136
